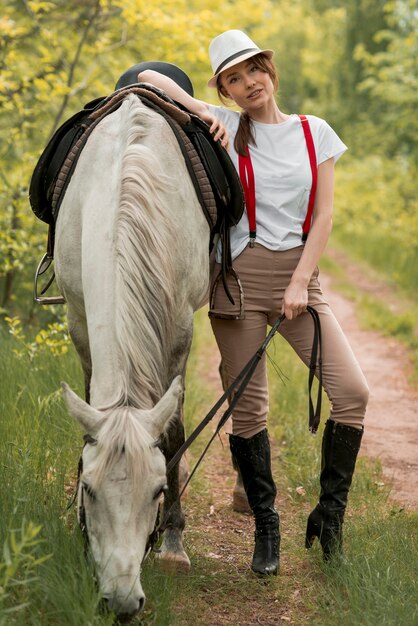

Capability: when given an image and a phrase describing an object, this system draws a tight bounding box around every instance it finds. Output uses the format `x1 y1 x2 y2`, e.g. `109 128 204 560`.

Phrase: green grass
1 307 417 625
333 154 418 298
313 512 418 626
333 229 418 298
0 319 183 625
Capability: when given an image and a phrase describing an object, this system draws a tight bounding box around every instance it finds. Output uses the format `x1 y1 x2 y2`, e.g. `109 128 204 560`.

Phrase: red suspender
299 115 317 241
238 150 257 246
238 115 317 245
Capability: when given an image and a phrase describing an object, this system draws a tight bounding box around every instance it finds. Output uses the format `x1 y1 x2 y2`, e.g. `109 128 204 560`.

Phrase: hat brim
207 49 274 88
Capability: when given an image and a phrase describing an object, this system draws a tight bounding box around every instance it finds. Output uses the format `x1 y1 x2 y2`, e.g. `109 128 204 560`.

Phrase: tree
0 0 275 316
354 0 418 160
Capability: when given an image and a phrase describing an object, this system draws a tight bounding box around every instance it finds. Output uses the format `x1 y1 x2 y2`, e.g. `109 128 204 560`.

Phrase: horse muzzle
103 589 145 621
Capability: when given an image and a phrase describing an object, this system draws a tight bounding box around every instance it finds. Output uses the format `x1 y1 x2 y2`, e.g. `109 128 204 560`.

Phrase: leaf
2 541 11 567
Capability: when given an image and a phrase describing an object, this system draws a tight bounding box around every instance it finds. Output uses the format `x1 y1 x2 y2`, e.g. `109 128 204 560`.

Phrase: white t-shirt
208 106 348 261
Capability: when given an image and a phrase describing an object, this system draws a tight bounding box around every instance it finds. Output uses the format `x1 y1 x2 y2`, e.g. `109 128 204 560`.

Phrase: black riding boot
306 419 363 559
229 429 280 576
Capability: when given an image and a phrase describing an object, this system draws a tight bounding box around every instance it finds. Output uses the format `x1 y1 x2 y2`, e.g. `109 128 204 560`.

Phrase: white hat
208 30 274 88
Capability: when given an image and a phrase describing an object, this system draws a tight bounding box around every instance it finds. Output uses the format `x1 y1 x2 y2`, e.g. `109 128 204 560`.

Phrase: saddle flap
29 110 90 224
188 125 230 204
185 117 244 228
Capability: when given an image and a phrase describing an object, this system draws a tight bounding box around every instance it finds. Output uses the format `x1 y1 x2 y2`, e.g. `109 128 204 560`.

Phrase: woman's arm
137 70 229 148
281 157 334 320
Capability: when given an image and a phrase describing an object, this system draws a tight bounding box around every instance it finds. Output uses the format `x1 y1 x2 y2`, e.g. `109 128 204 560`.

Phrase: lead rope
156 306 322 540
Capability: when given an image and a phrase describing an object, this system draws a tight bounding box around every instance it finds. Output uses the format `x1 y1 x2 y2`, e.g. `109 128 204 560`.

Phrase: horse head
61 375 183 620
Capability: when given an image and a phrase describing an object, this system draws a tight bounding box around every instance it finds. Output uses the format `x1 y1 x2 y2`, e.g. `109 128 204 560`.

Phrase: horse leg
219 360 251 514
157 404 191 572
156 331 194 571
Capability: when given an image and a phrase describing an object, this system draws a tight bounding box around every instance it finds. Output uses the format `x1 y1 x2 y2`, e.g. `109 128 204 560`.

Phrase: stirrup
33 253 66 305
208 267 245 320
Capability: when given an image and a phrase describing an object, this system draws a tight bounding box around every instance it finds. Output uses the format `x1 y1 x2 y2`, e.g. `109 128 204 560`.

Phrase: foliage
0 521 51 625
0 0 275 315
0 0 416 315
4 315 71 359
1 302 417 623
354 0 418 160
333 153 418 294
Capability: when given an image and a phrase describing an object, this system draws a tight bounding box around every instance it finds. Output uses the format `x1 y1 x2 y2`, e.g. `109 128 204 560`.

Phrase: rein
155 306 323 544
71 433 160 562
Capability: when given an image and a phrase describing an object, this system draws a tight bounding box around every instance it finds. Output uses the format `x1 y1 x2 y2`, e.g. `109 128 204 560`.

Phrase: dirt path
319 255 418 511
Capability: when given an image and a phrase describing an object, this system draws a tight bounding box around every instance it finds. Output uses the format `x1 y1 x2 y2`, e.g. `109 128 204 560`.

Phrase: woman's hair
216 53 279 157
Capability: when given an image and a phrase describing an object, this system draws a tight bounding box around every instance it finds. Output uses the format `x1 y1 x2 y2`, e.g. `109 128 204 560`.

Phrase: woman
138 29 369 576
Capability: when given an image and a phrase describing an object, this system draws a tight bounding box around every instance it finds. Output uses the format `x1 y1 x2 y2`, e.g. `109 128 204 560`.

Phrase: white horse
54 94 209 619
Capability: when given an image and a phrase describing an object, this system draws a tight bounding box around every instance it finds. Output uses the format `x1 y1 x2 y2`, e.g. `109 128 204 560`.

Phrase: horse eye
82 482 96 501
153 484 168 500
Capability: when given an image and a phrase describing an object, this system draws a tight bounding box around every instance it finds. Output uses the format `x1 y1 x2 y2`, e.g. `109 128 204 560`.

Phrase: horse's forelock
89 406 156 491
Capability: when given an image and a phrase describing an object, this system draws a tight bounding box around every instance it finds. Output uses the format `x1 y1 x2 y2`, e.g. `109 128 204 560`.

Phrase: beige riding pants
210 244 369 438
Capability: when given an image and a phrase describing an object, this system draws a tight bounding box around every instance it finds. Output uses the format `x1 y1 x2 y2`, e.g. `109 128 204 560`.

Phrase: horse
54 93 210 619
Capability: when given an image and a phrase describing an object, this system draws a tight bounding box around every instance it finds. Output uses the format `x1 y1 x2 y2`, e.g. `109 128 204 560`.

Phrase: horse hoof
155 550 191 573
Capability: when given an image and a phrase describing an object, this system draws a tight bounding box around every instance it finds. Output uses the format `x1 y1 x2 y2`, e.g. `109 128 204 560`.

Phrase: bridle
70 308 322 561
72 434 162 563
72 434 95 552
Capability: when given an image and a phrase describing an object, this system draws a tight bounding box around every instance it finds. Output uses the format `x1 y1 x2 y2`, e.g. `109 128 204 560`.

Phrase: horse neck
114 101 181 407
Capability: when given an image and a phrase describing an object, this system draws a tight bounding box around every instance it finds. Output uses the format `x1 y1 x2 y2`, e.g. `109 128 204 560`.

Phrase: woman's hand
199 109 230 150
136 71 229 149
281 280 308 320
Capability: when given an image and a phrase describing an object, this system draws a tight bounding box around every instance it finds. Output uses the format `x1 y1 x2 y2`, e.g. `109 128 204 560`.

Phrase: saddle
29 83 244 251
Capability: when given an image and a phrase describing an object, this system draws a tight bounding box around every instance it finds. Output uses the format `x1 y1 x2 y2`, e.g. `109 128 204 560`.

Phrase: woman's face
219 58 275 112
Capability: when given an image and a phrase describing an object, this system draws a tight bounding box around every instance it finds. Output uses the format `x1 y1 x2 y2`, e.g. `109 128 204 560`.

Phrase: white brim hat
208 29 274 88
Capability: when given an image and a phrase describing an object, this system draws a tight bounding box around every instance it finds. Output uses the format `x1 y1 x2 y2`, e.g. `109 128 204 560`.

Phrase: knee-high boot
306 419 363 559
229 429 280 575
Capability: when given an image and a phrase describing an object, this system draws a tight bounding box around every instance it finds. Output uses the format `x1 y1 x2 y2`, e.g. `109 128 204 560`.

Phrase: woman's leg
211 311 269 437
275 279 369 558
210 245 280 575
276 300 369 430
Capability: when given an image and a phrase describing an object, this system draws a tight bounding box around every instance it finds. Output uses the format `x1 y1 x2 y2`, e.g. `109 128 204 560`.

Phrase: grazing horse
54 94 209 619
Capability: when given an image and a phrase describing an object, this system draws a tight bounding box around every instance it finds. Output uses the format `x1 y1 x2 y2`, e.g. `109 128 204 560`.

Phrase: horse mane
115 96 178 409
89 406 156 490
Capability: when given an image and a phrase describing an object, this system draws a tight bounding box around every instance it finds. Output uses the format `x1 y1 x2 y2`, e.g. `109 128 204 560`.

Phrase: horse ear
61 382 102 435
146 376 183 438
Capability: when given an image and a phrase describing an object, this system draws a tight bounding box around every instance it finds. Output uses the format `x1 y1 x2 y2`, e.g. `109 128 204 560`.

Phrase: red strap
299 115 317 241
238 150 256 244
238 115 317 245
